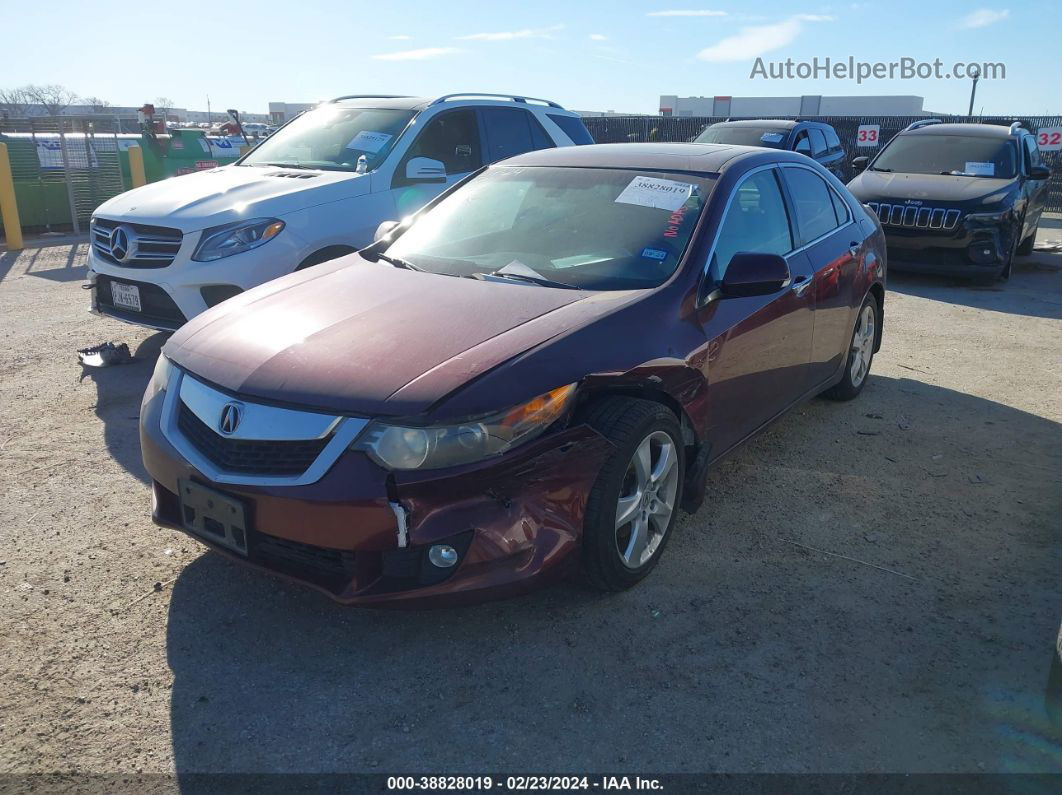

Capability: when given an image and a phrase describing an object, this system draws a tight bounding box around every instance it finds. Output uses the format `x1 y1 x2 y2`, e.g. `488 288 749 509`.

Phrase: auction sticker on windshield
616 176 693 211
964 161 995 176
348 131 393 153
761 132 785 143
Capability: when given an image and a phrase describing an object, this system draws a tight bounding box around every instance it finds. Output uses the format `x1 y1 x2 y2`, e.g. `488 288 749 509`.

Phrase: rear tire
580 398 685 592
822 296 877 402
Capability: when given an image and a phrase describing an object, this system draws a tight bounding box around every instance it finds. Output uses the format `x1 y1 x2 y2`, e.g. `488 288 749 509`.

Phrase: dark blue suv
695 119 847 180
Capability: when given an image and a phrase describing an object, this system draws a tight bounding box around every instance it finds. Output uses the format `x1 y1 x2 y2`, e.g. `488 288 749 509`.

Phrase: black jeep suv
695 119 847 179
847 120 1051 283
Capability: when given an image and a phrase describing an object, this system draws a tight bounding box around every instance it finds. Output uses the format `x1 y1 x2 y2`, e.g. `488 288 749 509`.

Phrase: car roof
501 142 811 174
712 119 797 131
332 95 579 115
904 122 1022 138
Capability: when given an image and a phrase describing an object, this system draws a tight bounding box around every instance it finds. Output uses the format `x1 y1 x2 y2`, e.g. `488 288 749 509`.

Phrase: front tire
580 398 685 592
822 296 877 401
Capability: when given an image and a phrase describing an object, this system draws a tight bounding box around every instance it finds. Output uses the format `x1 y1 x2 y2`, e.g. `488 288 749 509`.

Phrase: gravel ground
0 227 1060 778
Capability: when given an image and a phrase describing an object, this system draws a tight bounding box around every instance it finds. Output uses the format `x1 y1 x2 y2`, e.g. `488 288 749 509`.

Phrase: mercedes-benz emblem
218 402 244 435
109 225 136 263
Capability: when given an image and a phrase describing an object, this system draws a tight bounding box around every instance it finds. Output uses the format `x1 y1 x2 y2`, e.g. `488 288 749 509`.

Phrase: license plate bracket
177 479 249 556
110 281 142 312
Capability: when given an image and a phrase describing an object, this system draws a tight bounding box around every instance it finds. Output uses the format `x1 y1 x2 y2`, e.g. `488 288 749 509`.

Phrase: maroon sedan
140 143 886 606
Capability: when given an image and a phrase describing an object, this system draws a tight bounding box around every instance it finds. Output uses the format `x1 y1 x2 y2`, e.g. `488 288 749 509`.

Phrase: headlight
144 354 175 404
353 384 577 470
192 218 285 262
965 210 1011 224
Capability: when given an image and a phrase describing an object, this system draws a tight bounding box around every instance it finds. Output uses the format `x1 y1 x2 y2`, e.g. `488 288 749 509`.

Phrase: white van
86 93 592 330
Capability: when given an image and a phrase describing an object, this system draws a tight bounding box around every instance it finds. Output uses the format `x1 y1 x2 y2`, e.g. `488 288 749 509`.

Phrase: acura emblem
109 225 135 262
218 402 244 435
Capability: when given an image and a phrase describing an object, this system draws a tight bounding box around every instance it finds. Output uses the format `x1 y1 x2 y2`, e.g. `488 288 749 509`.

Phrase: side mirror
720 253 791 298
1029 165 1051 180
851 156 870 172
374 220 400 244
405 157 447 183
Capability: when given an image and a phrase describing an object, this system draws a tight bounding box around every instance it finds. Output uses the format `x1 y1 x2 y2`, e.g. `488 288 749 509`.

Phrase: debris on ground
76 342 134 368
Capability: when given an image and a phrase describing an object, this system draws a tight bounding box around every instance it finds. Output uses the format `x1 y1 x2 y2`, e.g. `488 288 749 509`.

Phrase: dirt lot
1 225 1060 778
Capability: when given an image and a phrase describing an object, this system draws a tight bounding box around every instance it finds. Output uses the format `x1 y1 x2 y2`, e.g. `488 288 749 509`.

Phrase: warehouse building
659 94 926 117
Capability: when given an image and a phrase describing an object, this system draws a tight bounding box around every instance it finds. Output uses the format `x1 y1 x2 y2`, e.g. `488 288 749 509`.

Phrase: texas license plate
177 479 249 556
110 281 141 312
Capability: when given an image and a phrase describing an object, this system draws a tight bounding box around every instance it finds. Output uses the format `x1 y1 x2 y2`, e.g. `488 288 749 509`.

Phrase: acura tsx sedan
140 142 886 606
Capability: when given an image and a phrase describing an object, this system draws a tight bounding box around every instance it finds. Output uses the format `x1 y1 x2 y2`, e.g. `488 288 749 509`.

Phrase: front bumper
141 383 614 607
880 215 1015 277
86 227 308 328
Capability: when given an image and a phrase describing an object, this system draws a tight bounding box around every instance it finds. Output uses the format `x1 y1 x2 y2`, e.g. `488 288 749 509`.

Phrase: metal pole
0 142 24 250
58 119 80 235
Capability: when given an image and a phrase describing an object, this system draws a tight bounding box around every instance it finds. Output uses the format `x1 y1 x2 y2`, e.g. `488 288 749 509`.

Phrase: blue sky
2 1 1057 115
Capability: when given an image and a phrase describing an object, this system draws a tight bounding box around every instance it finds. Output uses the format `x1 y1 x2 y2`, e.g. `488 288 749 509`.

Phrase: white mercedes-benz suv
86 93 592 330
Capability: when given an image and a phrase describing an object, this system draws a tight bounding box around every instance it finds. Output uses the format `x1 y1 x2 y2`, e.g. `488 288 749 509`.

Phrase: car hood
163 255 639 418
848 170 1015 206
93 165 366 230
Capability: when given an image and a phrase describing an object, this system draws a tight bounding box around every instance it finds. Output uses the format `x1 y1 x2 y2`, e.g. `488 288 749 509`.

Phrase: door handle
790 274 812 296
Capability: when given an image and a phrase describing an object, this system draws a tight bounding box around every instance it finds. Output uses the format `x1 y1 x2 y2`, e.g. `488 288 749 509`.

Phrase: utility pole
206 94 212 125
967 65 981 118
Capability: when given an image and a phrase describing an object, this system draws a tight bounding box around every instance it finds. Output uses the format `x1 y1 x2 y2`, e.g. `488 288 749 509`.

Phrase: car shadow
887 255 1062 320
81 332 168 484
165 375 1062 778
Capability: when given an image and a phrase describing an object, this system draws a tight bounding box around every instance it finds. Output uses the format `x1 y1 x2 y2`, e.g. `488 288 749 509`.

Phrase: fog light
428 544 459 568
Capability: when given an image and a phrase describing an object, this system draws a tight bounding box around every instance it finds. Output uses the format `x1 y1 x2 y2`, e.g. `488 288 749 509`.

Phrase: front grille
867 203 962 231
251 531 357 591
92 217 183 268
177 401 331 476
95 274 187 330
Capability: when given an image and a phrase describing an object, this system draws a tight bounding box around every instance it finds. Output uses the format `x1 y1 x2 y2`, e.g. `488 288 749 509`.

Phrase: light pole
967 65 981 118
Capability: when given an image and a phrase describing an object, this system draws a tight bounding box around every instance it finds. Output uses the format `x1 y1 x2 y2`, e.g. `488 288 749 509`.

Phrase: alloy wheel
850 304 876 388
614 430 680 569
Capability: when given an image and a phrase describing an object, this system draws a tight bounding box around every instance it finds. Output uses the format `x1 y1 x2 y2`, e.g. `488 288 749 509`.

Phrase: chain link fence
582 115 1062 213
0 115 128 234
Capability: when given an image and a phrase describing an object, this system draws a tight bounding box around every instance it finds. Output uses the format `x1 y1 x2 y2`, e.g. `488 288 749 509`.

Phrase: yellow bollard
0 142 24 250
128 145 146 188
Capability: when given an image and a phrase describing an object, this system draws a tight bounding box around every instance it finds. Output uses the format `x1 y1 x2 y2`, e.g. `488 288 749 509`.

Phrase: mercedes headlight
192 218 285 262
353 384 577 470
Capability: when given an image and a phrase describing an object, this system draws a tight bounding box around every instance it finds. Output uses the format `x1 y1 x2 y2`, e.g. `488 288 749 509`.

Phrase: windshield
695 126 788 149
384 166 712 291
241 106 414 172
872 134 1018 178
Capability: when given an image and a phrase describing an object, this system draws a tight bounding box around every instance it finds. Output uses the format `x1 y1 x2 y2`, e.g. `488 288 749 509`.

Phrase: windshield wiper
374 252 423 271
870 166 893 172
471 271 581 290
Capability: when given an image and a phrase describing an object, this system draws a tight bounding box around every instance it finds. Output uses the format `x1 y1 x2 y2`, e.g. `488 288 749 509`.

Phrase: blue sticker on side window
641 247 668 261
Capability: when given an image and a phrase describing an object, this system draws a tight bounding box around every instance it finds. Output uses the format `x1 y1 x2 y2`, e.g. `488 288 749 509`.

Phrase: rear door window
808 129 828 158
546 113 594 145
782 167 841 243
823 127 842 152
481 107 540 162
